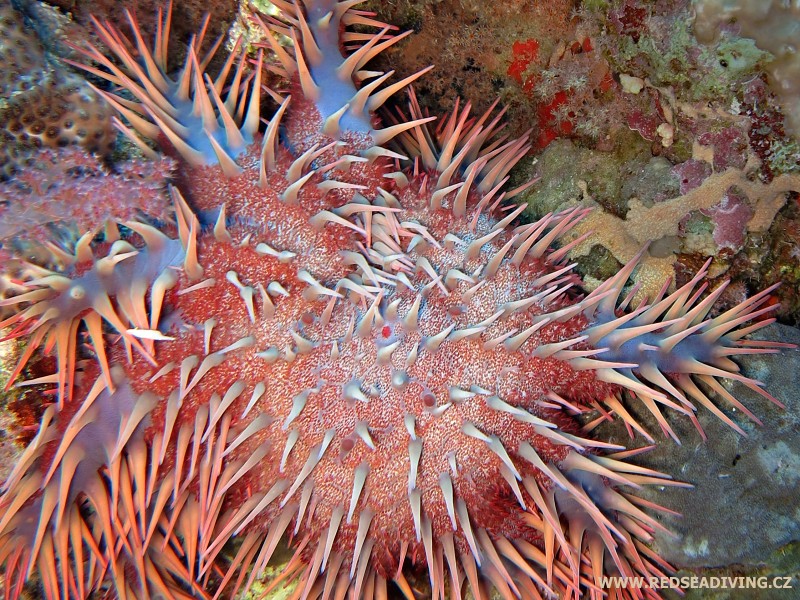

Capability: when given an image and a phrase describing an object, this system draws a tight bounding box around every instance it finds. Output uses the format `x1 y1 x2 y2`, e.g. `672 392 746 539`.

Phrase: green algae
520 131 657 220
601 10 770 106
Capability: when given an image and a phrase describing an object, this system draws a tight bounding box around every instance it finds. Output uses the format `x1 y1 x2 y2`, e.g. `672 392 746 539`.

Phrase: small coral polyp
0 1 792 599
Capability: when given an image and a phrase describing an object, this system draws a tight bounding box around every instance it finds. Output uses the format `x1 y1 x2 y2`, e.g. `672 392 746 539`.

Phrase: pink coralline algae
697 127 749 172
625 92 666 144
0 2 794 600
673 159 713 194
702 188 755 251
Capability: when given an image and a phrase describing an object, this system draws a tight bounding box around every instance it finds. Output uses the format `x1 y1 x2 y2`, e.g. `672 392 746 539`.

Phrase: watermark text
601 575 795 591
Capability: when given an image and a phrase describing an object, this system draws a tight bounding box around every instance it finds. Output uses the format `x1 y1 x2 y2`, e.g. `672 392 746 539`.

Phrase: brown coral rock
1 78 114 168
48 0 238 71
0 0 114 175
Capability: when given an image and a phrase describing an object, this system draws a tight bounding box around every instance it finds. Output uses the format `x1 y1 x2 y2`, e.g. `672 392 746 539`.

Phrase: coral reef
693 0 800 139
522 133 800 302
517 2 800 323
363 0 581 143
364 0 800 322
568 157 799 300
0 1 796 600
0 0 115 176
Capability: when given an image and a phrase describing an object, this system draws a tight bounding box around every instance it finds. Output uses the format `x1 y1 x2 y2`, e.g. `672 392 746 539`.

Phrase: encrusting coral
0 1 794 599
0 0 115 176
565 165 800 303
693 0 800 139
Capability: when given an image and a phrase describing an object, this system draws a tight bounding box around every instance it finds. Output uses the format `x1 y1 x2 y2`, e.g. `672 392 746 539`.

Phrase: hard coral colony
0 1 793 600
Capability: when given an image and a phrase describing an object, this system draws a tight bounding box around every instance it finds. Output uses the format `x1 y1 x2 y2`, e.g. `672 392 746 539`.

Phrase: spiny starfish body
0 2 792 600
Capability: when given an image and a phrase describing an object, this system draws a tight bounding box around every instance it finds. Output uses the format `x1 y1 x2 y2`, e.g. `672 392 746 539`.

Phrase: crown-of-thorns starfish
0 1 793 599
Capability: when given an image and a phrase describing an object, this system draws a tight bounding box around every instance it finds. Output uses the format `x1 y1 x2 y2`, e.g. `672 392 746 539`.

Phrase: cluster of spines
70 0 436 181
392 92 535 198
0 166 690 600
252 0 439 170
0 190 203 406
2 117 789 600
561 252 789 443
67 0 262 176
0 359 313 600
0 172 789 600
186 152 789 600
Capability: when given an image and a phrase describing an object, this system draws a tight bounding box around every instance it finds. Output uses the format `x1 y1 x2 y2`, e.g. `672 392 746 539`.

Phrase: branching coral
0 1 794 599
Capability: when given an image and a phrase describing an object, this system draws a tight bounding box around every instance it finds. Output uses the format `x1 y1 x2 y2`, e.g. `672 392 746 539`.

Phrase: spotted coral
0 0 115 176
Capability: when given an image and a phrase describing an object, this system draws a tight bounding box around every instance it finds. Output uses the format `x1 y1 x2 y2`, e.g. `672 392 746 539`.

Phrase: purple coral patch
672 158 712 194
698 126 749 171
702 186 754 250
627 107 661 141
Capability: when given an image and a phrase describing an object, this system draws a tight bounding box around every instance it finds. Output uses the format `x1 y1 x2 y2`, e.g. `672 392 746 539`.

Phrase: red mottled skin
113 91 615 577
